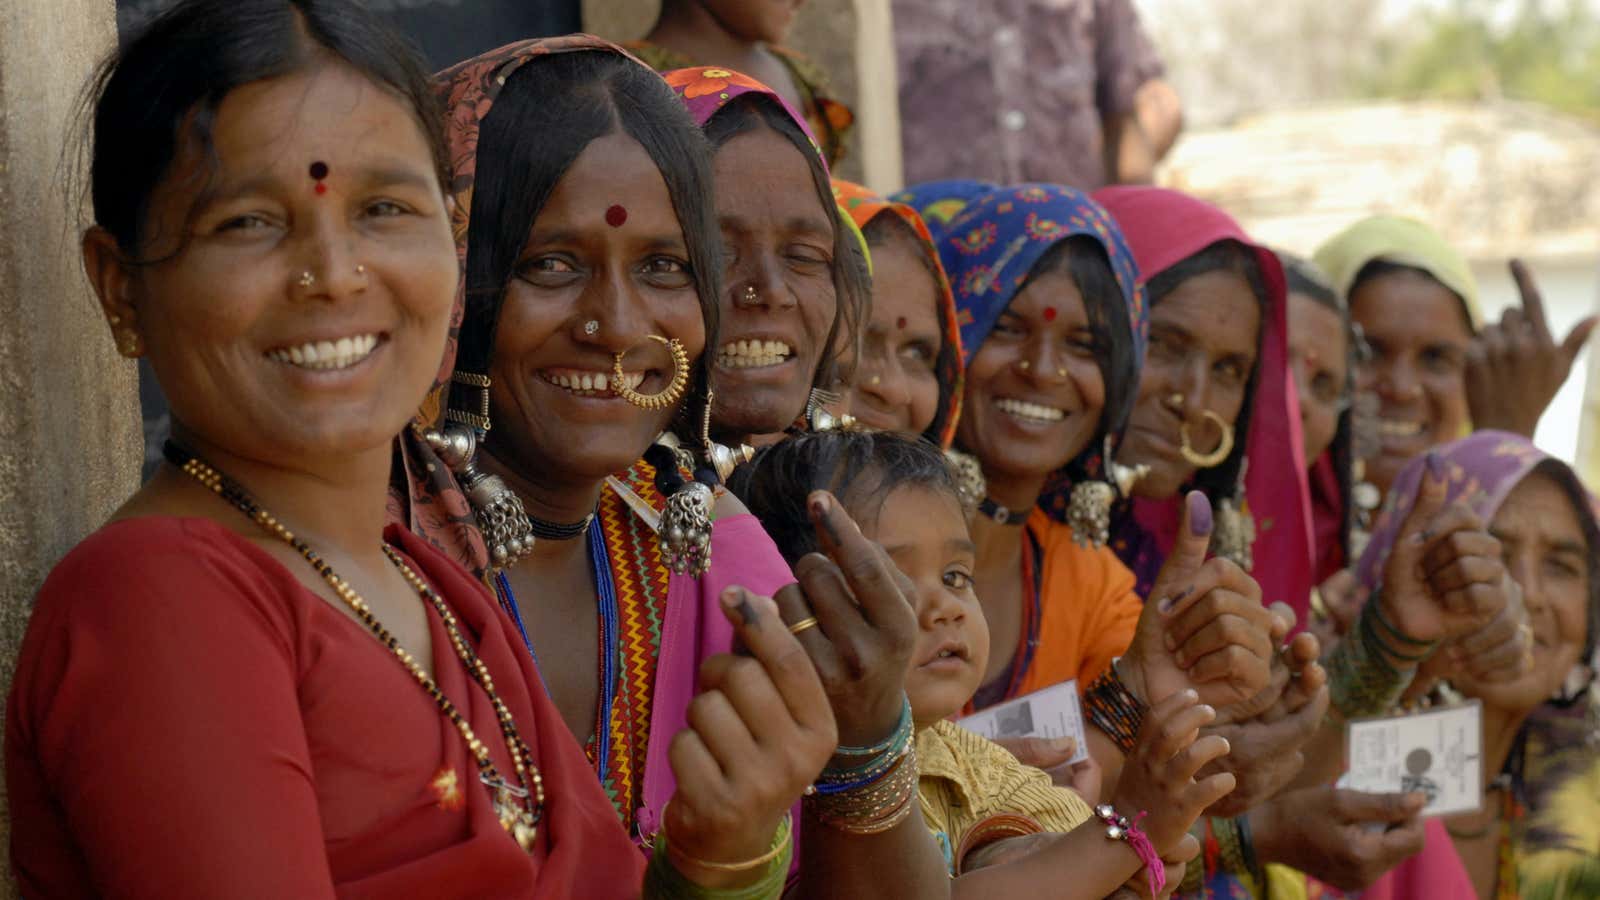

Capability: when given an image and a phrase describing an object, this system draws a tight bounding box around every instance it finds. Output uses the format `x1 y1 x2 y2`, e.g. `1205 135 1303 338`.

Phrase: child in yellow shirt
732 431 1241 896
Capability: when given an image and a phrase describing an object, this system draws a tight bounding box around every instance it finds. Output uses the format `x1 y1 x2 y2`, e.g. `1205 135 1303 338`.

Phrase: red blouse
6 517 643 899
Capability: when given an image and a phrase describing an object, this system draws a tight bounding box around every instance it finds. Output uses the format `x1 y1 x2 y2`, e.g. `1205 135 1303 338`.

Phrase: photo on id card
1343 700 1484 817
955 680 1090 765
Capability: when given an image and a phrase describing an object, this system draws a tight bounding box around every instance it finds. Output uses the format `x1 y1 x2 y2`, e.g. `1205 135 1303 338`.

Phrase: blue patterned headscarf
891 179 999 244
932 183 1149 505
937 183 1147 369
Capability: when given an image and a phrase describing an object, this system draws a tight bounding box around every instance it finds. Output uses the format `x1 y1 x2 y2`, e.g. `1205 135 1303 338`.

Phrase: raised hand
1378 456 1511 647
1402 584 1532 707
1122 492 1276 710
773 491 918 750
665 588 837 883
1110 689 1237 854
1309 568 1364 650
1465 259 1597 438
1196 625 1329 817
1250 788 1427 892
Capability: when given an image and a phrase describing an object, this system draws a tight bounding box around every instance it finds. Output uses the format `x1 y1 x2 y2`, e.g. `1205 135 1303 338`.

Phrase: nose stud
1019 360 1030 371
1168 392 1185 407
355 264 367 276
741 285 759 303
868 374 881 386
1056 367 1068 378
583 320 600 336
298 271 315 288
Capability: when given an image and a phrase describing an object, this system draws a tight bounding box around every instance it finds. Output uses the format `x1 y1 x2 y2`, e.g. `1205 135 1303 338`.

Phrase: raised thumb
1152 491 1213 610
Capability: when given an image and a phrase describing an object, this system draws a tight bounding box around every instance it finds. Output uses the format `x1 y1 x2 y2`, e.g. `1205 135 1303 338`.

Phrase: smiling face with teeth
956 269 1106 505
478 131 707 486
708 123 842 443
89 62 457 466
1349 267 1473 496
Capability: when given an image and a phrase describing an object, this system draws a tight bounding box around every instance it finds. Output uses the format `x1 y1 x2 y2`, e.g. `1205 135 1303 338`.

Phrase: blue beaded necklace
493 524 619 783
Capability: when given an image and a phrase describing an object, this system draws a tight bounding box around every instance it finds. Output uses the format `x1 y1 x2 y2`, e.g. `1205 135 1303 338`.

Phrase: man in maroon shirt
894 0 1183 189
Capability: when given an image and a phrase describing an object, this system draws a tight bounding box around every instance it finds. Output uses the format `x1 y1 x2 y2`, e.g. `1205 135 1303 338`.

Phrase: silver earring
423 422 537 571
1067 437 1148 548
1211 461 1256 571
944 448 987 516
804 387 856 432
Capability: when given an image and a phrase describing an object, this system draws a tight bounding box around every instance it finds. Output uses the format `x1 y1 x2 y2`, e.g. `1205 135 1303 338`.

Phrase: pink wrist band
1095 805 1165 896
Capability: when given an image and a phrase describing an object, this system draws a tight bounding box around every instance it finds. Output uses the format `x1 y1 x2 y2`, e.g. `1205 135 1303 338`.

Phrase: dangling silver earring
1211 460 1255 571
943 448 986 517
698 388 753 482
427 371 536 570
803 387 856 432
1067 437 1148 548
423 422 537 570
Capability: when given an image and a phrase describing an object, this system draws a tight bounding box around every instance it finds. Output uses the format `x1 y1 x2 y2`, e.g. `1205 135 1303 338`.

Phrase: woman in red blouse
5 1 832 897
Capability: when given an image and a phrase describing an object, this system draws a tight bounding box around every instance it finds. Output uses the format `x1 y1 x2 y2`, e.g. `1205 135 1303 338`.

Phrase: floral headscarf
1094 185 1315 619
392 35 652 573
832 178 964 448
891 179 1000 245
933 183 1148 498
664 66 825 166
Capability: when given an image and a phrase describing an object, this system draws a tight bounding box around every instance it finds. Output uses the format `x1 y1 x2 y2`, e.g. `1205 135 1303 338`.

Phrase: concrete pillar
581 0 902 188
0 1 138 894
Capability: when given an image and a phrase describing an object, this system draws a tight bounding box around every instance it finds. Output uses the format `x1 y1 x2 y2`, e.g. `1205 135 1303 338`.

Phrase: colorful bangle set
1328 592 1433 719
647 812 792 900
807 694 919 834
1084 661 1146 756
1094 804 1165 897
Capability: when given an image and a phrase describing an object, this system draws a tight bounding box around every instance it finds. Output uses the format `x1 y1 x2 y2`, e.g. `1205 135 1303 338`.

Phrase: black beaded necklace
163 440 545 851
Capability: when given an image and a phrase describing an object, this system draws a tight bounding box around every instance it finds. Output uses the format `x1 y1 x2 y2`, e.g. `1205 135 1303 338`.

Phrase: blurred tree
1363 0 1600 121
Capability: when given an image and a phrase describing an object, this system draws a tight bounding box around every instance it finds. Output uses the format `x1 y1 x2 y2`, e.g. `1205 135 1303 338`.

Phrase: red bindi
1043 306 1057 322
896 316 908 330
309 161 329 195
605 204 628 228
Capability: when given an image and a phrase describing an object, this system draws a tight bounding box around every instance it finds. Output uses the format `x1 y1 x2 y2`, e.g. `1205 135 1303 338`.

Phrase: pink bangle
1094 804 1165 896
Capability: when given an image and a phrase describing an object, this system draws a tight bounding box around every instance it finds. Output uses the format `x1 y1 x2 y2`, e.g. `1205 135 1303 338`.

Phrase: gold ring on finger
788 616 820 636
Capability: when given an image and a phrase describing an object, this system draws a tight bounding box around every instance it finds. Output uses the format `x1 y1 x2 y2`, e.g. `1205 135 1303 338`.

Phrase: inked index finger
718 587 835 737
807 491 912 629
1510 259 1553 345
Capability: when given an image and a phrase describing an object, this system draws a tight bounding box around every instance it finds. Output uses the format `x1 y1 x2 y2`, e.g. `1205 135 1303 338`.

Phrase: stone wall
0 1 139 894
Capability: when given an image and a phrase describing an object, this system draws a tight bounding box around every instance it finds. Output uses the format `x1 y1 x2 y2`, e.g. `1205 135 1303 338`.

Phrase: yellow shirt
917 719 1093 874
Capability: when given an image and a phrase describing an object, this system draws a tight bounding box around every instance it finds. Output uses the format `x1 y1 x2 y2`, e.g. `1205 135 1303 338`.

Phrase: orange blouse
1016 508 1143 697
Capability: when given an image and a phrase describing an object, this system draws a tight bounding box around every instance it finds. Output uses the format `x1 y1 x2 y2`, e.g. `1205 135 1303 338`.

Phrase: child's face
861 484 990 726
